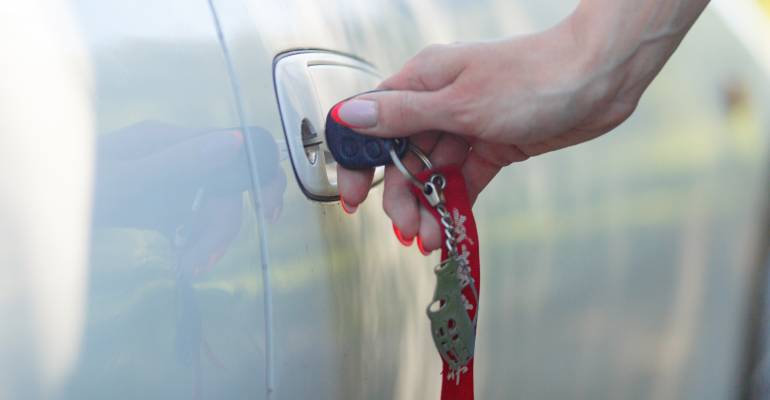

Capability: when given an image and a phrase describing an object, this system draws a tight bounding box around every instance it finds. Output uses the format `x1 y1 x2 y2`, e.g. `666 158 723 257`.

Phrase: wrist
539 8 625 111
564 0 709 101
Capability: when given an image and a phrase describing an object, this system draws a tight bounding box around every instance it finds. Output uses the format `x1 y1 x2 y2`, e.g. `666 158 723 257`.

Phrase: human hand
336 21 636 254
335 0 708 254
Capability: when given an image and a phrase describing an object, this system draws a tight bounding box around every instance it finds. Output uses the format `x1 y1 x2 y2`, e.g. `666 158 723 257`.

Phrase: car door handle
273 50 385 201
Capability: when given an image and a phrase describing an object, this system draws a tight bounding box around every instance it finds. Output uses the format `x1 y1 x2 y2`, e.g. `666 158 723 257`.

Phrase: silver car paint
0 0 768 399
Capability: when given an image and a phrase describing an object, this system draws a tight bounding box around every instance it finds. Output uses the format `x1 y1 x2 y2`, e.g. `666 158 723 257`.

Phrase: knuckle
405 74 427 90
402 44 449 89
400 58 421 77
443 88 481 134
416 43 448 60
393 91 417 126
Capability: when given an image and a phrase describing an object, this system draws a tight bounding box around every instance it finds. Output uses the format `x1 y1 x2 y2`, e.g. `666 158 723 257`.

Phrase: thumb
333 89 453 138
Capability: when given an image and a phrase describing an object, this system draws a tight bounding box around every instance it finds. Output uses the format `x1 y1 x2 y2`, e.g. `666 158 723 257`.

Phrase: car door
59 1 276 398
211 1 770 400
5 1 769 399
208 2 442 399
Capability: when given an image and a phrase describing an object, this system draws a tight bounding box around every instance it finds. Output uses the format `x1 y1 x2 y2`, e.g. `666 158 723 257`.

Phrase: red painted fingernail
340 196 357 214
330 101 348 126
392 223 414 246
331 99 377 129
416 236 431 256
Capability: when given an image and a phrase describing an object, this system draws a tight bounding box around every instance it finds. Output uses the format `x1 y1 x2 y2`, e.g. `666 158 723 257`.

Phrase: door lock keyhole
301 118 322 165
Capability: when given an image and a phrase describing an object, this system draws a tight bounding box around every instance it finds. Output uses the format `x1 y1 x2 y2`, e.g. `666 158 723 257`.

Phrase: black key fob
325 93 408 170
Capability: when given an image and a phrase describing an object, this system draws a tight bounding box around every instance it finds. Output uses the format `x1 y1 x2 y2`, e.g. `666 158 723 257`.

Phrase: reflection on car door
210 1 443 399
61 0 284 398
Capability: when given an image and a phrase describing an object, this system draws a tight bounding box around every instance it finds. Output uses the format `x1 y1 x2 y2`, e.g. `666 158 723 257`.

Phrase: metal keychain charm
388 146 478 375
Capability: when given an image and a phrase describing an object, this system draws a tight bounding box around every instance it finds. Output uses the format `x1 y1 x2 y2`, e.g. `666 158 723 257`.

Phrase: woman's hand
336 0 709 253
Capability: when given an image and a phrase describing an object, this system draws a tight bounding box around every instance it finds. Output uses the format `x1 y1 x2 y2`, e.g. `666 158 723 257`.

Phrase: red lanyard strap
410 166 480 400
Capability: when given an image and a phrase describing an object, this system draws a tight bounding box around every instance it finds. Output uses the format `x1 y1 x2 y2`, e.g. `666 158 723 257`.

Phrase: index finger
337 165 374 211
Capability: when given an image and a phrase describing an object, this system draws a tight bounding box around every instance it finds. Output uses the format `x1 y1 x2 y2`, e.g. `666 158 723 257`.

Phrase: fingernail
416 236 431 256
340 196 358 214
332 99 378 129
392 223 414 246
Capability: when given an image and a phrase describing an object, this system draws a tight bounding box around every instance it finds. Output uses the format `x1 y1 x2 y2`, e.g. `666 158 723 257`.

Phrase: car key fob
326 93 408 170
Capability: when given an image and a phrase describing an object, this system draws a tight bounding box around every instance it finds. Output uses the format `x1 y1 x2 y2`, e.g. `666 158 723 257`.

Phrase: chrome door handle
273 50 384 201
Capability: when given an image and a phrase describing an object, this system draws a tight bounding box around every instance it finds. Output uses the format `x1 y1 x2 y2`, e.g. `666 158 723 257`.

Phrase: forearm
569 0 709 100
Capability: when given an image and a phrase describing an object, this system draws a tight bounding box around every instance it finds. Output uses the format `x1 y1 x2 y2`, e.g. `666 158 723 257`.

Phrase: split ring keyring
389 140 432 189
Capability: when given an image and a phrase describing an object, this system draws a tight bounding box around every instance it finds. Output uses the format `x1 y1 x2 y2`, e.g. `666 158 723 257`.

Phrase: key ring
388 140 432 189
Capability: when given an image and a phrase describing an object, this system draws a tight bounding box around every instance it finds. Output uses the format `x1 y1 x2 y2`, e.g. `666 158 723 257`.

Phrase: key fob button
364 139 382 159
341 137 359 157
326 99 408 169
